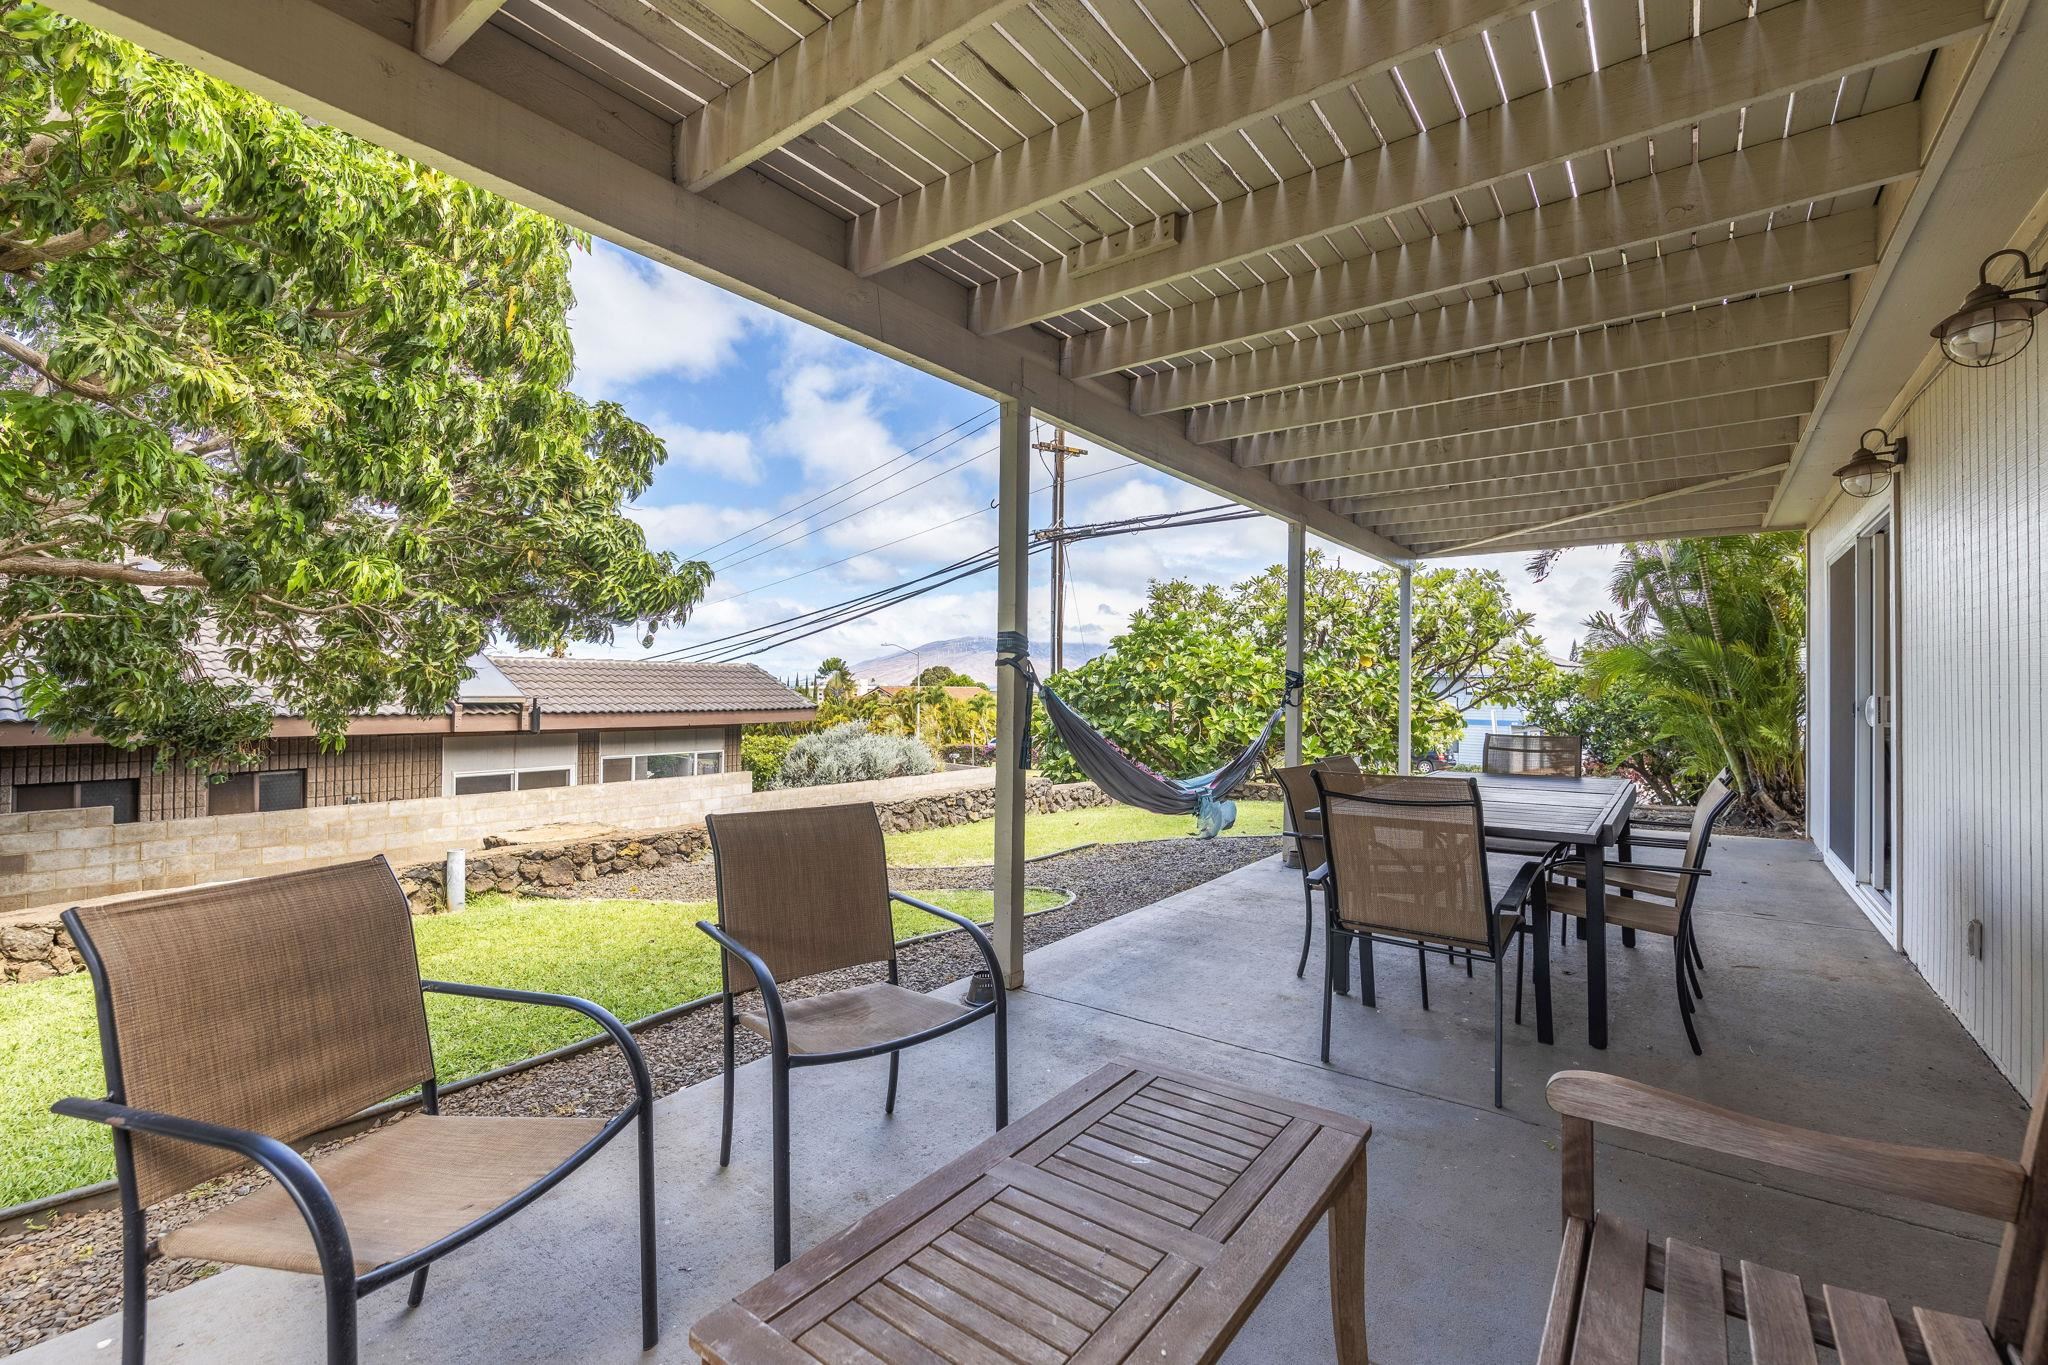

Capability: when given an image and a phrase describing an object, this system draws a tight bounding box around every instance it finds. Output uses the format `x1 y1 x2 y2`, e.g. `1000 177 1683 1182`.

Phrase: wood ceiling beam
974 0 1984 335
54 0 1413 565
1134 208 1875 414
1373 486 1777 542
1259 382 1816 479
1186 282 1848 444
1407 514 1774 557
414 0 506 62
1230 341 1826 466
677 0 1025 192
1297 419 1802 500
849 0 1542 277
1405 468 1787 550
1073 106 1916 376
1333 449 1795 517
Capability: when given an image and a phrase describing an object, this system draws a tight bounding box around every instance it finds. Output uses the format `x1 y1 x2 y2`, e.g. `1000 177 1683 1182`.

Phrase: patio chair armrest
891 892 1005 995
1304 862 1329 887
1622 832 1689 849
1544 1071 2026 1222
1494 859 1545 916
695 920 790 1045
420 980 652 1109
50 1097 355 1275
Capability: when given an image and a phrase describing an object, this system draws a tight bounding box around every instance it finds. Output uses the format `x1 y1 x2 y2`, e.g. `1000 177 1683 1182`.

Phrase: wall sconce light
1930 248 2048 368
1834 428 1907 498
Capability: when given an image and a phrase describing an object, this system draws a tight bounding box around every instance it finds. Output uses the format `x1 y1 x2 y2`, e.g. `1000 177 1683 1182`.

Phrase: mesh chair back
1317 774 1495 948
1319 754 1363 775
1275 763 1323 855
67 857 434 1207
707 802 895 993
1482 731 1585 777
1683 771 1739 873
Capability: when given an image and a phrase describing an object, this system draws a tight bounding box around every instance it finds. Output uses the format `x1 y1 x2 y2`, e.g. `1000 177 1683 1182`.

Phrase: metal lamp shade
1833 453 1894 498
1933 282 2047 368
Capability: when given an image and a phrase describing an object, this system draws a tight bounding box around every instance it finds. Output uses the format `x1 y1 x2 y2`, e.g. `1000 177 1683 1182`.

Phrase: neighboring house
0 653 815 823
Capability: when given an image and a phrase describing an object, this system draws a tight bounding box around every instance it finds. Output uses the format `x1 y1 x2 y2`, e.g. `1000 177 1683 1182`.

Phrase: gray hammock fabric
997 632 1299 838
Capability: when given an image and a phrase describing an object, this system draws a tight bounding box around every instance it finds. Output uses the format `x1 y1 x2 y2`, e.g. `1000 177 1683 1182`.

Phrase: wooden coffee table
691 1057 1371 1363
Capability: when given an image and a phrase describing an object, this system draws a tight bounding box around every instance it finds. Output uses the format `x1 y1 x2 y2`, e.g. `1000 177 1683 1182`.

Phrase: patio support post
1284 522 1305 767
994 396 1031 990
1396 566 1413 775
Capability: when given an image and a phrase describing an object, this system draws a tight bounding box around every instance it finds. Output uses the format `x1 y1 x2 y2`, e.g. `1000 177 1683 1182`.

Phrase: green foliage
914 665 977 687
739 731 795 791
1554 534 1806 825
774 719 937 788
0 7 706 765
1032 554 1558 780
1522 663 1696 804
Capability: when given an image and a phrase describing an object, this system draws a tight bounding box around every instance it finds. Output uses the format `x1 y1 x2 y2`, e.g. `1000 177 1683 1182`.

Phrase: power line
656 503 1262 665
677 407 998 562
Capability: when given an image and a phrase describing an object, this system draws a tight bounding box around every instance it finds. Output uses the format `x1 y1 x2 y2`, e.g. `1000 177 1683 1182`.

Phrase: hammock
997 632 1300 838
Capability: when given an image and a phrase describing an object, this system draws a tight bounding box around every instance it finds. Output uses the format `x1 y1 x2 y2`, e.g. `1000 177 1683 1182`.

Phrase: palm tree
1576 535 1806 826
816 656 857 703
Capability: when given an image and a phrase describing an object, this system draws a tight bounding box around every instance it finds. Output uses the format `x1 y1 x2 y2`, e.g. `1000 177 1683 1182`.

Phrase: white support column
1396 566 1414 775
993 397 1031 989
1284 522 1306 767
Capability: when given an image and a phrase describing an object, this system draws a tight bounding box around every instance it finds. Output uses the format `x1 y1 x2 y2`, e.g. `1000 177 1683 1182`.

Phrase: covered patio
14 835 2024 1362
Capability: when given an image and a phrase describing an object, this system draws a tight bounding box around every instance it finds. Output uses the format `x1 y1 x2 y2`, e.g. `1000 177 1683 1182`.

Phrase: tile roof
484 655 813 716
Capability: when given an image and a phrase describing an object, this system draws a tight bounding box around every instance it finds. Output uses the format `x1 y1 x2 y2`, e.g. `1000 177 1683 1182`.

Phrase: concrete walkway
12 837 2027 1363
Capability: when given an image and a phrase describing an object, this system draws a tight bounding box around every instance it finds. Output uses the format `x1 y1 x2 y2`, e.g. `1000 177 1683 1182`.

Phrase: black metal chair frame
1311 772 1554 1108
53 906 658 1365
1541 773 1739 1055
699 887 1007 1269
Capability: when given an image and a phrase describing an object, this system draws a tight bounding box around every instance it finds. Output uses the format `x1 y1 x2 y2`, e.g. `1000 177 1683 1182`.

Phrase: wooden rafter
1336 451 1794 518
1258 383 1817 478
414 0 506 62
1133 209 1876 414
1297 419 1804 500
972 0 1983 336
677 0 1025 192
1185 283 1849 444
849 0 1543 277
1070 106 1917 377
1229 342 1828 466
1418 468 1788 552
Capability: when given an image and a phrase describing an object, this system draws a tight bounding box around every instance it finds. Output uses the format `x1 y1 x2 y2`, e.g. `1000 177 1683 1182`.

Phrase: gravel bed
0 834 1281 1354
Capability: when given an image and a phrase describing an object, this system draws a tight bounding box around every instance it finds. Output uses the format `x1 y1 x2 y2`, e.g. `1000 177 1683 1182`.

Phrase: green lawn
883 799 1284 867
0 887 1059 1209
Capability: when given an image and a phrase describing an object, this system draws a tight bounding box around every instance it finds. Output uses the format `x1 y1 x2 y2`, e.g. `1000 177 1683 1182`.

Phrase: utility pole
1032 429 1085 673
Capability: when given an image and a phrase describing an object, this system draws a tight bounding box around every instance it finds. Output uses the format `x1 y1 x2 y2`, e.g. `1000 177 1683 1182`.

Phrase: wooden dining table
1317 772 1636 1050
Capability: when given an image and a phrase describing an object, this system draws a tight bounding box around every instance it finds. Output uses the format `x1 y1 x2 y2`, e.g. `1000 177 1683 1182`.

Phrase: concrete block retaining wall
0 767 1117 980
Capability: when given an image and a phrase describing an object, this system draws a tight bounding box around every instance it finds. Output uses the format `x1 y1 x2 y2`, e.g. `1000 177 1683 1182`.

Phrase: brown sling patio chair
51 857 657 1365
698 802 1007 1268
1538 1050 2048 1363
1275 753 1362 977
1537 772 1738 1055
1313 772 1544 1108
1482 730 1586 778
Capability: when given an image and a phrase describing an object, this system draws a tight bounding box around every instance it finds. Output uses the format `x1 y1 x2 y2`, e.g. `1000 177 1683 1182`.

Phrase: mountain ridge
849 635 1106 687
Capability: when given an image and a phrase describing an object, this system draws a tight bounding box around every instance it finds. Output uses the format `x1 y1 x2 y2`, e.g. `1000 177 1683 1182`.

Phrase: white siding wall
1813 337 2048 1089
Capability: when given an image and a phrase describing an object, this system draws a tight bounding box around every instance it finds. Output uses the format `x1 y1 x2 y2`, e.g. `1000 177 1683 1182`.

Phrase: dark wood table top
691 1058 1371 1364
1453 772 1637 847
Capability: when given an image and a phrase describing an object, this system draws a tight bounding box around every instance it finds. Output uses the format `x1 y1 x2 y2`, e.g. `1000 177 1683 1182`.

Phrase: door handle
1863 694 1878 728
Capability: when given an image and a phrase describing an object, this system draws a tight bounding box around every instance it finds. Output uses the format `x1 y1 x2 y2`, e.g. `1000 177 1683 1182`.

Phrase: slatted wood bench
691 1057 1370 1363
1539 1068 2046 1365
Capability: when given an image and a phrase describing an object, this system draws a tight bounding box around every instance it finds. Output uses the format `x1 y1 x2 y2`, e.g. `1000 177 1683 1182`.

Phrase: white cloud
567 245 765 398
648 419 761 483
624 501 761 556
765 361 907 480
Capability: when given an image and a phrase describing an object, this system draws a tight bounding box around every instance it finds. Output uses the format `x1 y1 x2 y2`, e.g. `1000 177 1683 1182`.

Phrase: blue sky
565 241 1620 679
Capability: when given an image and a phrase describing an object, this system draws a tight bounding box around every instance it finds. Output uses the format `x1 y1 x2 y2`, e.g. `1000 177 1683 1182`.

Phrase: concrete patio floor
13 836 2028 1363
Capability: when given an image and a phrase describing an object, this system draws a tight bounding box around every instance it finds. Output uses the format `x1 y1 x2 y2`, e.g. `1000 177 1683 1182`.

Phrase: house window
452 769 569 796
14 778 140 824
605 750 723 781
207 769 308 815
